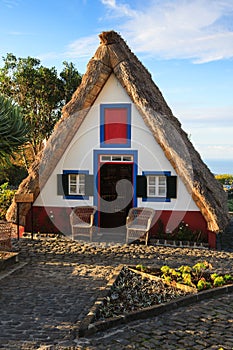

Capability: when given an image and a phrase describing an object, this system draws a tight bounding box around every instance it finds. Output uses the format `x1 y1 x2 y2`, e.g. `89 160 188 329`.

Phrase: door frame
93 150 138 227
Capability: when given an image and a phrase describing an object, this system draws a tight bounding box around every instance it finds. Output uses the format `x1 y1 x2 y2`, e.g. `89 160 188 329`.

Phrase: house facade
28 74 207 241
7 31 229 248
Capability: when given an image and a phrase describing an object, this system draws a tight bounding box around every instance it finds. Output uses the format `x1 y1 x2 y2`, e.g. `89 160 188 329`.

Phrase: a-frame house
7 31 229 248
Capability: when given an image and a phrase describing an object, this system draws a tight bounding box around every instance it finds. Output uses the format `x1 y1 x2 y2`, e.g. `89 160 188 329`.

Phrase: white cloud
61 0 233 64
2 0 20 8
171 104 233 161
173 105 233 127
39 35 100 72
102 0 233 63
65 35 99 59
37 51 61 62
181 122 233 160
101 0 136 17
196 144 233 160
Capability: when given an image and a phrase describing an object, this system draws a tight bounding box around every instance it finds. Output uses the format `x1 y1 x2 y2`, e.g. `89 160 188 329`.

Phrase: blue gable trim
93 150 138 226
100 103 131 148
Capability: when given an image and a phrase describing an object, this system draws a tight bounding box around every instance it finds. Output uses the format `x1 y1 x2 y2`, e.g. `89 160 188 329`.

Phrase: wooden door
99 163 133 228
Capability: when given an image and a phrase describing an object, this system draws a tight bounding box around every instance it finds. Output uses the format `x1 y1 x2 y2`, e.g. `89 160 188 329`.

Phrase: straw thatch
6 30 229 232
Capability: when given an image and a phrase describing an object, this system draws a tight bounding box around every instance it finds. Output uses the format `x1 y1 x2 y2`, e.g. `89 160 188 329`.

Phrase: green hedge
228 199 233 212
0 183 16 220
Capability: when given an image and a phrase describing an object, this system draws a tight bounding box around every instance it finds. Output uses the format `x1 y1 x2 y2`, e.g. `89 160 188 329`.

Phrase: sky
0 0 233 174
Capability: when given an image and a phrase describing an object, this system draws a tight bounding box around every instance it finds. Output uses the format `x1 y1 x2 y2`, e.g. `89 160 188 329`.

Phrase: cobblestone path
82 293 233 350
0 236 233 349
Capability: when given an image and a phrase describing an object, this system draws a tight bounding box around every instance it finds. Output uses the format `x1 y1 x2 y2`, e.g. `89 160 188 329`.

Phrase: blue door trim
93 149 138 227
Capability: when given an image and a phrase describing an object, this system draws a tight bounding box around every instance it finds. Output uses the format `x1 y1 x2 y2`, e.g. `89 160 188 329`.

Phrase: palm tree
0 94 28 165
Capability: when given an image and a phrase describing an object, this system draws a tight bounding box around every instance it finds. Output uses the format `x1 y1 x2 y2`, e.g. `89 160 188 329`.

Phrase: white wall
35 74 199 212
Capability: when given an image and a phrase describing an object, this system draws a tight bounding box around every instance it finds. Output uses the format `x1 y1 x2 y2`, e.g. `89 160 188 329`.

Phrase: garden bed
78 262 233 337
94 266 193 321
131 262 233 291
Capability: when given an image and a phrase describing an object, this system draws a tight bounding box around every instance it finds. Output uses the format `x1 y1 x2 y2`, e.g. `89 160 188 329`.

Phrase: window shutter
166 176 177 198
57 174 69 196
85 174 94 196
136 175 147 197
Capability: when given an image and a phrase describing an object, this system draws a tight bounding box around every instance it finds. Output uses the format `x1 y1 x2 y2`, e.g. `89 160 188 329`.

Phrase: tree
0 54 82 160
0 54 63 156
215 174 233 186
60 61 82 103
0 94 28 166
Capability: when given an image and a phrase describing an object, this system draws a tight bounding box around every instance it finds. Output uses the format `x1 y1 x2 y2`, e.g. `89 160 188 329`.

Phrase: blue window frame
100 103 131 148
142 171 172 202
63 170 89 200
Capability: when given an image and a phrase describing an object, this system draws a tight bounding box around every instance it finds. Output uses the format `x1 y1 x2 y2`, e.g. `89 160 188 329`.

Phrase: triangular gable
7 30 229 232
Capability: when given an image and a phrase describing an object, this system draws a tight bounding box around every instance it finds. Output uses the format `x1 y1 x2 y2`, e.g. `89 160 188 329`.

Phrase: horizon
205 159 233 175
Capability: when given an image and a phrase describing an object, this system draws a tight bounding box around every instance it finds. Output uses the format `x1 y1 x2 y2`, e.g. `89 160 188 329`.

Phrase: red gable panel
104 108 128 144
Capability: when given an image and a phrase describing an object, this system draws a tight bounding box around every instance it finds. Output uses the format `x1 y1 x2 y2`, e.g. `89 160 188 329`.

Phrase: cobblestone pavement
0 235 233 350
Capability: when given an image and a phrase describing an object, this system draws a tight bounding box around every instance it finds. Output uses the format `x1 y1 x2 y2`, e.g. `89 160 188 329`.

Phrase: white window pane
78 185 85 195
78 174 85 184
101 155 111 161
123 156 132 161
147 174 166 197
100 155 133 162
158 187 166 196
159 176 166 185
148 187 156 196
112 156 122 161
70 174 76 183
70 185 77 194
68 173 86 195
148 176 156 185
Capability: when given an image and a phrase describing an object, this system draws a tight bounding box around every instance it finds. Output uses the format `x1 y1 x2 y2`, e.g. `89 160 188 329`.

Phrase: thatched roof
7 30 229 232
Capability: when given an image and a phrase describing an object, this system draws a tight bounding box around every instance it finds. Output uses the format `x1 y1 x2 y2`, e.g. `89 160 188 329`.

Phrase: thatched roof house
7 30 229 246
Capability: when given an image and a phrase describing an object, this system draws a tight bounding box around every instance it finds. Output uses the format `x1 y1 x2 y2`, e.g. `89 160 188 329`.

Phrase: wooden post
15 194 34 240
31 202 33 240
17 202 20 240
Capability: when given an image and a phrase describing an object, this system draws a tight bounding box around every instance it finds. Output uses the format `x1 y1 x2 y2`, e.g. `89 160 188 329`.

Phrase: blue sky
1 0 233 174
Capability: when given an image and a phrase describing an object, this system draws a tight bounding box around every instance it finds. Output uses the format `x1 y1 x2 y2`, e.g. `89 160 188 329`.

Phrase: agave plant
0 94 29 165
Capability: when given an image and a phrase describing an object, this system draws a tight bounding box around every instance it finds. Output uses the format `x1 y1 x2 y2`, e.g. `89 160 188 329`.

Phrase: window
57 170 94 199
100 104 131 148
136 171 177 202
147 175 166 197
100 154 133 163
69 174 85 195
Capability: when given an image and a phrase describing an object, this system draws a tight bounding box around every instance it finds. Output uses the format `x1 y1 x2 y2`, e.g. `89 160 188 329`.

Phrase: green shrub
0 182 16 220
213 276 225 287
228 189 233 199
215 174 233 185
159 261 232 291
0 164 28 187
228 199 233 211
197 278 212 291
224 274 233 282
